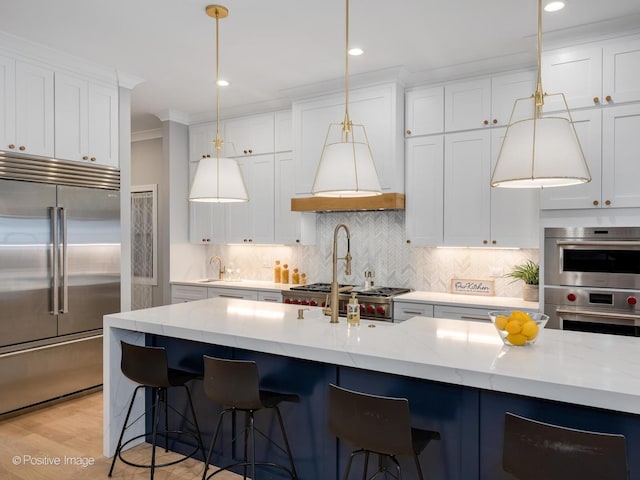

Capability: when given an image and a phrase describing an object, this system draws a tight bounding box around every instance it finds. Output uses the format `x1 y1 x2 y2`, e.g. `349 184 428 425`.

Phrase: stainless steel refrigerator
0 155 120 415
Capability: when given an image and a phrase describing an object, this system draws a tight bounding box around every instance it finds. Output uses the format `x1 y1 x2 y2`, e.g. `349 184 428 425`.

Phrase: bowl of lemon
489 310 549 346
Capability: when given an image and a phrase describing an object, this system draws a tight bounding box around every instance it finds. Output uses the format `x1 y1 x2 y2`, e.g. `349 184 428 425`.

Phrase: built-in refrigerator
0 155 120 415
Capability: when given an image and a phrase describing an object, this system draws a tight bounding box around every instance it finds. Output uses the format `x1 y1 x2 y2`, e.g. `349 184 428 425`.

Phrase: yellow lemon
509 311 532 325
505 320 522 335
521 321 539 340
506 333 527 346
495 315 509 331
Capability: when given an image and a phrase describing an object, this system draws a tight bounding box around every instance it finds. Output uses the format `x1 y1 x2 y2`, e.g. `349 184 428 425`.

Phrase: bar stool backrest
503 412 629 480
328 384 414 456
203 356 262 410
120 342 170 388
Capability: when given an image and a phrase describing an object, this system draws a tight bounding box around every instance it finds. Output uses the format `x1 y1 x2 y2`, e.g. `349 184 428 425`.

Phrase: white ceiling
1 0 639 132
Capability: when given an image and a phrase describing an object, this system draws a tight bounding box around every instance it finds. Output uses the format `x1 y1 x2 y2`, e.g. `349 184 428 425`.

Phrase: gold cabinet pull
406 129 412 135
605 200 611 206
593 96 600 104
8 144 15 149
593 200 599 206
605 95 612 102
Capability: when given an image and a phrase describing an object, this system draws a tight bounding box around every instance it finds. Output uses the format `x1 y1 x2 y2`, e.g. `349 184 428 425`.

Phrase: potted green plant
506 260 539 302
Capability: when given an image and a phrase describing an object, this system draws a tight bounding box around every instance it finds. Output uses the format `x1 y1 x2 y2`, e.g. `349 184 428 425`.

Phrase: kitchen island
104 298 640 479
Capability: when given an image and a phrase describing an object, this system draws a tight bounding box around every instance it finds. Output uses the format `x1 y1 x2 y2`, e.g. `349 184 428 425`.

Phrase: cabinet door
393 302 434 322
444 130 491 246
405 86 444 137
274 110 292 152
15 61 54 157
188 160 226 244
490 70 536 127
444 78 491 132
490 129 539 248
602 104 640 208
433 304 492 323
248 154 275 244
171 285 207 303
602 36 640 105
226 158 252 243
190 122 217 159
0 55 16 152
207 287 258 300
541 45 602 111
223 113 274 156
258 290 282 303
87 83 118 167
54 73 88 162
274 152 316 245
539 109 602 210
405 136 444 246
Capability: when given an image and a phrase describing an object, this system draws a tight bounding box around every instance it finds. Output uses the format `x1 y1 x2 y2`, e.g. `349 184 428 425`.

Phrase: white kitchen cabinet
293 82 404 194
189 122 216 159
444 71 535 133
188 159 226 244
171 285 208 304
226 154 274 244
222 113 274 157
207 287 258 300
542 35 640 111
444 129 539 247
54 72 118 167
257 290 282 303
541 104 640 210
404 86 444 137
274 110 292 152
5 60 55 158
404 135 444 246
393 301 434 322
433 304 493 323
274 152 316 245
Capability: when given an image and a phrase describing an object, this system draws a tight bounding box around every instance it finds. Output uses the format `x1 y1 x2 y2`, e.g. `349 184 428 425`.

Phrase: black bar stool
503 412 629 480
201 355 299 480
108 341 205 480
328 384 440 480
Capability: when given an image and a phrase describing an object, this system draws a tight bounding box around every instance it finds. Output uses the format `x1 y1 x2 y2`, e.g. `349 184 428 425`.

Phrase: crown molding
131 129 163 143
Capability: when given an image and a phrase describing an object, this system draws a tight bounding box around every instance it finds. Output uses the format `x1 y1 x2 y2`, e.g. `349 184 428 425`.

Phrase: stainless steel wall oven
544 227 640 336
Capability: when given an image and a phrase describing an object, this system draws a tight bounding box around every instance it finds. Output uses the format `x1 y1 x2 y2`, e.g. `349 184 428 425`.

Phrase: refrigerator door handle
50 206 59 315
60 207 68 314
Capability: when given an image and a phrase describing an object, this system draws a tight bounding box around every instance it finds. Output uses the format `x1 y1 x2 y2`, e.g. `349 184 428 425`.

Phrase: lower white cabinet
393 302 434 322
257 290 283 303
171 285 208 304
207 287 258 301
433 305 492 323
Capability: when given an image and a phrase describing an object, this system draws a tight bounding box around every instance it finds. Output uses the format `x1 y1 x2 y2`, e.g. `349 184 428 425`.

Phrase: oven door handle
556 240 640 247
556 308 639 322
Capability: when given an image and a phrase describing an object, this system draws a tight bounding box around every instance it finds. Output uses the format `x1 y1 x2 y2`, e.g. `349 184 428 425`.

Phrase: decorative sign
450 278 495 296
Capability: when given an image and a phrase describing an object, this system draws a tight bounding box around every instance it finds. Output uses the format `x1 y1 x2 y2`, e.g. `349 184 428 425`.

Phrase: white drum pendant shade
312 123 382 198
491 113 590 188
189 156 248 203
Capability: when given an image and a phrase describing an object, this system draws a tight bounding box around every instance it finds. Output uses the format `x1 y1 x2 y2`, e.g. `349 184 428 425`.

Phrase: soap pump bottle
274 260 281 283
347 292 360 326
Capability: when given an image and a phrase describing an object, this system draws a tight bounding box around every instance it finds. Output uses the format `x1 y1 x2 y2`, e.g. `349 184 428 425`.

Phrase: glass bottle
300 273 307 285
281 264 289 284
292 268 300 284
274 260 281 283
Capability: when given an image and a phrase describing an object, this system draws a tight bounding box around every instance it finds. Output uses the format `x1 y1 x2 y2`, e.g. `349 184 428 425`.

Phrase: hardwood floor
0 392 240 480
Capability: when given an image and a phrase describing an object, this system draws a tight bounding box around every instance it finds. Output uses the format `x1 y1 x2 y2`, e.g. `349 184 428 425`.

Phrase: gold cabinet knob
492 119 498 124
248 238 253 243
593 200 599 206
605 95 612 102
492 240 497 245
406 239 411 244
90 157 96 162
483 120 489 125
82 155 89 160
406 129 412 135
605 200 611 206
593 96 600 104
8 144 15 149
295 239 300 243
19 145 25 151
243 150 248 154
248 149 253 154
483 240 488 244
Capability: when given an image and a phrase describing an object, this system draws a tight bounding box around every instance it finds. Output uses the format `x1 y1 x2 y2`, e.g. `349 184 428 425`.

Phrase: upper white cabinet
0 57 55 157
226 154 275 244
188 158 226 244
293 82 404 194
55 72 118 167
274 110 292 152
443 129 539 247
444 71 535 132
542 35 640 111
222 113 274 157
404 135 444 246
405 86 444 137
274 151 316 245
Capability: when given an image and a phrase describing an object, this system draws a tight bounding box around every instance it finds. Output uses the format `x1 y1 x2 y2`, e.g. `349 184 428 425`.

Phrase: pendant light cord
534 0 544 116
215 11 222 155
343 0 351 134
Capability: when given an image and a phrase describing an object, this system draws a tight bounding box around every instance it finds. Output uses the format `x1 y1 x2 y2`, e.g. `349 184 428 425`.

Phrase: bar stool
201 355 299 480
503 412 629 480
108 341 205 480
328 384 440 480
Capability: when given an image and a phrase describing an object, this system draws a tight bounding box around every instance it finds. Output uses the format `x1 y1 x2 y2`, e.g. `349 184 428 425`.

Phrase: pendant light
190 5 248 203
311 0 382 198
490 0 591 188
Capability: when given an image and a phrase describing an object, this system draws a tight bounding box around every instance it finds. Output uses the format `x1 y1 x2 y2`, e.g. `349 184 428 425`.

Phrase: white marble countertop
171 279 293 292
394 291 539 310
105 297 640 416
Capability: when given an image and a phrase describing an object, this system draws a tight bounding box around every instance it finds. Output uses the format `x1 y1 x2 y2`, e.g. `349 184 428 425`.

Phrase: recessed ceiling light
216 79 229 87
348 47 363 56
544 1 565 12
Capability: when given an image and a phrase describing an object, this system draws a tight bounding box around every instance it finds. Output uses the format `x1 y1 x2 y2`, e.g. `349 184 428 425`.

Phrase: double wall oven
544 227 640 336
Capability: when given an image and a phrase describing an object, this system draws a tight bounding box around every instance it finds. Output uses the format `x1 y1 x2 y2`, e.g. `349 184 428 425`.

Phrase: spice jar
281 264 289 284
292 268 300 284
300 273 307 285
273 260 281 283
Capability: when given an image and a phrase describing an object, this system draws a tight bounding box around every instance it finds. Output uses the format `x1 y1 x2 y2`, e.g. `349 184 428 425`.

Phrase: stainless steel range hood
290 193 405 212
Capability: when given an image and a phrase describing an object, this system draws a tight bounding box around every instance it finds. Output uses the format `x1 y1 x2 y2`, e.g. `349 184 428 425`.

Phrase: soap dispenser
347 292 360 326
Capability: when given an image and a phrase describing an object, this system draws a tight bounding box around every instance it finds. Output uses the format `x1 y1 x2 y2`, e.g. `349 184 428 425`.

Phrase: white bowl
488 310 549 346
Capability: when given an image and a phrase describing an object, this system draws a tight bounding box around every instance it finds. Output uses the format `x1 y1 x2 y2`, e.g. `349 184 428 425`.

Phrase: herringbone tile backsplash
206 211 539 298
